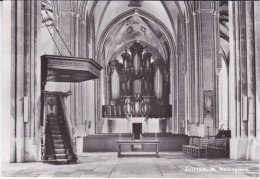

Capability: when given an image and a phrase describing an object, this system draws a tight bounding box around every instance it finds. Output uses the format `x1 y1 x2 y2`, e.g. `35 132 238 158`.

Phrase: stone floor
1 152 259 178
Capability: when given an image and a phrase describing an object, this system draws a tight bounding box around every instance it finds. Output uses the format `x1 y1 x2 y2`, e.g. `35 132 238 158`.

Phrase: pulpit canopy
41 55 103 87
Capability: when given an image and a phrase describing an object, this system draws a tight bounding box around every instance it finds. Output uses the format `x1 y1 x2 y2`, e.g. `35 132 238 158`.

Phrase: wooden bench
116 140 159 157
207 138 228 158
183 137 229 158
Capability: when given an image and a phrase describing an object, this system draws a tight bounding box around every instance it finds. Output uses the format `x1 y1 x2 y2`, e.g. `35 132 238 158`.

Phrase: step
46 154 67 160
51 130 61 135
55 154 67 159
53 139 64 144
50 126 60 130
54 149 66 154
42 159 68 164
52 135 63 140
42 159 77 164
48 121 60 126
54 144 64 149
47 119 59 123
48 117 58 121
47 155 55 160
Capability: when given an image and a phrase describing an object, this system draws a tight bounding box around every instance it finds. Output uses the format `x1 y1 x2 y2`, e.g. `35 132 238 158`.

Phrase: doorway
132 123 142 140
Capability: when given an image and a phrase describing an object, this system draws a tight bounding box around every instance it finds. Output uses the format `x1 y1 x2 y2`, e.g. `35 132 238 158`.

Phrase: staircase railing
58 93 78 160
41 94 47 161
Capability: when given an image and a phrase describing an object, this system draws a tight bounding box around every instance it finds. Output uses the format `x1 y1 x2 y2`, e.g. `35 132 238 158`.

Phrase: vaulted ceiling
84 1 189 65
44 0 193 66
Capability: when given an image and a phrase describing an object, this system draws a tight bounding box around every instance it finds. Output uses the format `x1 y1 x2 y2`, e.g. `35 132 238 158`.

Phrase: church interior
1 0 260 171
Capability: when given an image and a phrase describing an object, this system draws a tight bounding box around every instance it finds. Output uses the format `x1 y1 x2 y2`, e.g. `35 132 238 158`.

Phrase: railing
41 95 47 161
102 104 172 118
41 91 58 161
58 94 78 160
102 105 125 118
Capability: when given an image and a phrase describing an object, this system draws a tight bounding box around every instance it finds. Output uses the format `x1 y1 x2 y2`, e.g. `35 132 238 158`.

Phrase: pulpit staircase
40 55 102 164
44 114 76 164
41 92 78 164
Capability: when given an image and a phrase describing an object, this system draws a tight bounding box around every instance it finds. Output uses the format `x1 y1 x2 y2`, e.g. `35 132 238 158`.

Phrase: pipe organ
102 41 171 119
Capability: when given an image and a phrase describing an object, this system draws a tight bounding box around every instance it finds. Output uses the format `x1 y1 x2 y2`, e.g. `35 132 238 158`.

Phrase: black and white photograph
1 0 260 178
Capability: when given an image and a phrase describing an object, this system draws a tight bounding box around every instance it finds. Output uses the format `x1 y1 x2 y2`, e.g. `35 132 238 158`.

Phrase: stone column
246 1 256 138
80 19 87 133
235 1 241 138
74 83 79 126
213 10 220 134
229 1 253 160
185 19 192 132
187 19 191 134
185 74 189 134
74 13 82 127
252 1 260 161
245 1 260 161
24 0 41 161
198 10 204 125
34 0 42 160
16 0 25 163
24 0 32 143
195 2 218 136
80 20 87 58
75 14 79 57
189 16 196 131
228 1 237 138
255 1 260 141
192 12 200 126
175 54 179 134
70 83 76 126
218 69 222 130
239 2 248 138
171 53 176 134
215 71 220 132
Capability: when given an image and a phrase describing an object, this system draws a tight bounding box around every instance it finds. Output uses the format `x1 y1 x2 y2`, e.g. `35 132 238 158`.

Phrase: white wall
103 117 161 133
147 119 160 133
